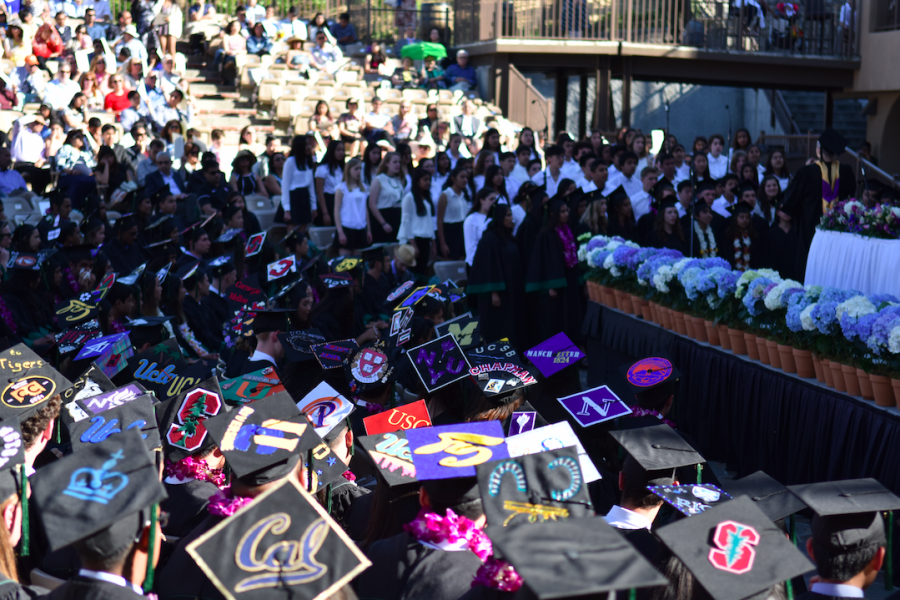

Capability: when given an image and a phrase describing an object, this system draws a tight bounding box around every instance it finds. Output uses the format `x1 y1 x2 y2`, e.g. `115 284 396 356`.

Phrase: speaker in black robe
759 221 802 281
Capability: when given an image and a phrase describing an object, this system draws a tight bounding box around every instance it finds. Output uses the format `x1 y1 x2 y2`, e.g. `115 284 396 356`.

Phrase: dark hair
765 148 790 178
289 134 314 169
619 150 638 165
488 203 512 236
64 129 84 147
621 457 669 508
544 145 564 159
607 194 635 236
811 537 884 582
468 187 495 217
362 143 381 185
544 198 567 231
691 152 710 179
733 127 751 149
321 139 345 176
653 203 685 244
483 165 507 201
724 208 759 243
481 128 501 153
410 167 433 217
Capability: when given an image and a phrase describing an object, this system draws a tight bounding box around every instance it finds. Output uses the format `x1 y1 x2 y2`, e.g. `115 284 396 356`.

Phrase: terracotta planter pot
793 348 815 378
617 290 634 314
682 314 696 339
705 321 721 346
842 364 861 397
767 340 782 369
745 333 760 360
602 287 617 308
777 344 797 373
718 324 732 350
857 369 874 400
587 281 598 302
727 328 747 355
812 354 825 383
692 317 709 343
640 300 652 322
893 379 900 410
660 307 672 330
756 337 770 364
673 312 688 336
829 360 846 392
870 374 895 407
630 295 643 316
822 359 834 387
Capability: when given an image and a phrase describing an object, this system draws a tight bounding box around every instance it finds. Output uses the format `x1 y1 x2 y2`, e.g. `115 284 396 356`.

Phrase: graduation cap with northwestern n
358 431 419 487
203 392 321 486
656 496 814 600
0 344 73 423
490 517 668 599
787 478 900 553
31 428 168 553
727 471 807 523
185 477 371 600
619 351 681 406
68 394 160 453
320 273 354 290
157 377 227 461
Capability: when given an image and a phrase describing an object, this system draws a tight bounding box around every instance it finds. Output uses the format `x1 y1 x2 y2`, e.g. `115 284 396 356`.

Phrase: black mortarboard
176 260 201 282
491 517 669 598
327 256 363 273
80 216 105 236
344 342 394 395
157 377 227 461
241 308 292 336
476 447 593 533
68 394 160 453
205 255 234 278
727 471 807 523
606 184 629 203
647 483 732 517
64 244 97 265
215 228 243 245
185 478 371 600
656 496 814 600
658 198 679 212
358 431 419 488
0 344 73 422
526 185 548 204
59 365 116 427
653 179 676 199
203 392 318 485
583 188 604 203
788 479 900 552
145 213 171 232
31 428 168 553
737 181 757 195
618 351 680 406
0 419 25 501
320 273 354 290
819 127 848 155
360 243 389 262
278 329 326 364
728 200 755 216
117 264 145 286
7 252 41 271
144 239 179 259
123 315 174 350
609 424 705 471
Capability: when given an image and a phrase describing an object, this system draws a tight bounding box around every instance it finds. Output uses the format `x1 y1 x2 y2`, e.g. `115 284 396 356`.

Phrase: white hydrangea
835 295 877 321
652 265 675 293
672 258 692 275
800 304 817 331
764 280 804 310
889 326 900 355
603 253 621 277
706 293 718 309
843 200 864 215
735 268 783 298
624 241 641 250
891 207 900 219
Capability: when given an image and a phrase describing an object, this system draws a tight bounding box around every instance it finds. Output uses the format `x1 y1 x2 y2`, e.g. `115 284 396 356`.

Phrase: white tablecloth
805 229 900 296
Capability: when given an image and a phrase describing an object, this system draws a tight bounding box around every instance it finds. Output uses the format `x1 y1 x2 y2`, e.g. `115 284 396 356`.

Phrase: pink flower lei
207 486 255 517
165 456 227 487
0 297 16 335
628 406 676 428
556 223 578 269
404 509 523 592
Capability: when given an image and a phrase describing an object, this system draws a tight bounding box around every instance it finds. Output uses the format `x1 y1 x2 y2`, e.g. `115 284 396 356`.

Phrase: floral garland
109 319 127 334
556 224 578 269
733 235 751 272
207 486 255 517
0 297 15 335
342 470 356 482
165 456 227 487
62 267 80 296
693 222 718 258
404 509 523 592
628 406 676 428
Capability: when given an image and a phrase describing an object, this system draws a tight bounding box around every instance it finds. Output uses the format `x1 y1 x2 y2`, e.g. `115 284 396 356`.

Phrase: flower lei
207 486 255 517
557 224 578 269
628 406 676 428
62 267 80 296
733 234 751 272
0 297 15 335
109 319 127 334
693 222 718 258
342 470 356 482
165 456 227 487
404 509 523 592
355 398 384 414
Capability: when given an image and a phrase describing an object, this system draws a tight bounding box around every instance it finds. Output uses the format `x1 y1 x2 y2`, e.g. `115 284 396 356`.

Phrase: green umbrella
400 42 448 60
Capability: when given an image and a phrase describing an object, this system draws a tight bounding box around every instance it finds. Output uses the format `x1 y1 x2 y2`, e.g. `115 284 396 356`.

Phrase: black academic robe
606 216 638 243
759 224 803 281
782 162 855 280
469 229 525 349
102 238 147 275
157 514 227 600
642 229 687 254
359 272 390 324
224 349 250 379
514 213 542 273
182 295 222 353
636 212 655 242
681 219 722 259
354 531 484 600
525 228 582 347
0 581 44 600
201 292 230 333
239 358 280 378
329 475 371 541
45 576 143 599
621 527 660 563
162 478 220 539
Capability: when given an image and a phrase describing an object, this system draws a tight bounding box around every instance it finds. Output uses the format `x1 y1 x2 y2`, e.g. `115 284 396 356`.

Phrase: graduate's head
324 421 353 466
545 198 569 229
723 173 740 195
107 281 135 319
49 191 72 219
677 180 693 205
515 144 531 165
545 145 564 170
420 478 484 522
806 514 885 586
590 159 608 186
694 202 713 227
619 151 638 177
619 455 677 509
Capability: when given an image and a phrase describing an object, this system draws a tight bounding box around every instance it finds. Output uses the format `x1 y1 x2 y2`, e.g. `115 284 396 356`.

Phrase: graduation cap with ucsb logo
0 344 73 422
655 496 815 600
186 477 371 600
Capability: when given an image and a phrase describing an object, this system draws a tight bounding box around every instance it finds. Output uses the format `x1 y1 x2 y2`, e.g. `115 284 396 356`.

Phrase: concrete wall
853 0 900 93
864 92 900 175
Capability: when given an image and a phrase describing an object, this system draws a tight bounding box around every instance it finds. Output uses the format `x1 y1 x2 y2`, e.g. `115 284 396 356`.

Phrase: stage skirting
582 302 900 494
805 229 900 296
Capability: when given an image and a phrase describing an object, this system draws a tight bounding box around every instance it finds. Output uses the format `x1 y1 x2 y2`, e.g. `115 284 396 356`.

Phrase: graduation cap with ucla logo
655 496 815 600
0 344 73 422
68 394 160 453
618 351 681 406
358 431 419 487
185 477 372 600
727 471 807 523
157 377 227 461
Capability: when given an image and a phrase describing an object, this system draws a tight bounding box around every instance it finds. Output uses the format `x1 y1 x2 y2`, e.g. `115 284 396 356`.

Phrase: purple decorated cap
618 350 680 408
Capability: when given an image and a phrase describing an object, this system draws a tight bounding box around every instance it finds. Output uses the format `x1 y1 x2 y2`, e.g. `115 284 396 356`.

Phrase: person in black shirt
187 158 230 216
643 199 687 254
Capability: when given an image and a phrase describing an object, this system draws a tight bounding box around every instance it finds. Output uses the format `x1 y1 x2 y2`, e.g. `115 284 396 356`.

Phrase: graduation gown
182 295 222 353
759 224 803 281
642 229 687 254
329 475 371 541
0 581 44 600
358 272 391 324
102 238 146 275
201 292 230 333
525 228 582 347
45 576 142 599
782 162 855 280
621 528 660 563
468 229 525 349
681 219 722 259
514 213 542 274
161 477 220 539
606 216 638 243
157 514 227 600
354 531 484 600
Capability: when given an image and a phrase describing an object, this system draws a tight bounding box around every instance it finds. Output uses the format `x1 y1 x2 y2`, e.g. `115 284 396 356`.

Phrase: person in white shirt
628 166 659 224
436 166 470 260
656 152 678 188
397 167 436 278
497 151 522 200
511 145 532 184
571 152 596 190
711 173 740 218
244 0 266 24
42 61 80 110
707 133 729 178
334 157 370 254
604 150 641 198
581 159 607 194
673 144 691 183
675 179 693 219
530 145 565 198
281 134 318 231
463 187 496 266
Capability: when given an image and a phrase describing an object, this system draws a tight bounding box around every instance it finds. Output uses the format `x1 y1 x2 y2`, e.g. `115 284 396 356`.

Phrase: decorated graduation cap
656 496 815 600
278 329 327 364
609 424 705 485
295 382 354 440
819 127 848 155
241 308 292 337
358 431 419 487
219 367 286 405
7 252 42 271
186 477 371 600
0 344 73 422
491 517 669 599
0 419 25 501
144 239 179 260
320 273 354 290
466 341 537 402
647 483 732 517
124 315 174 350
343 341 394 395
476 447 593 532
68 394 160 453
727 471 807 523
203 392 317 486
618 351 680 407
205 255 235 279
215 228 243 245
407 421 508 481
327 256 363 273
787 478 900 553
157 377 227 461
31 428 168 554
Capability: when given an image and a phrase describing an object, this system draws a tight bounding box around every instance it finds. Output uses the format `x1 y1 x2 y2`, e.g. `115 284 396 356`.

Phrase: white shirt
581 180 598 194
78 569 143 596
603 505 653 530
12 128 44 163
314 163 341 195
711 195 735 218
630 190 652 222
160 171 181 196
607 171 642 199
530 169 563 199
708 153 729 178
373 173 404 210
511 163 530 184
456 115 477 137
511 203 526 236
473 174 485 192
440 187 469 223
397 192 435 244
336 181 368 230
281 156 317 213
775 174 790 191
505 175 522 201
43 78 81 110
463 212 489 266
809 583 863 598
560 158 581 180
676 163 690 182
249 349 277 367
245 3 266 23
